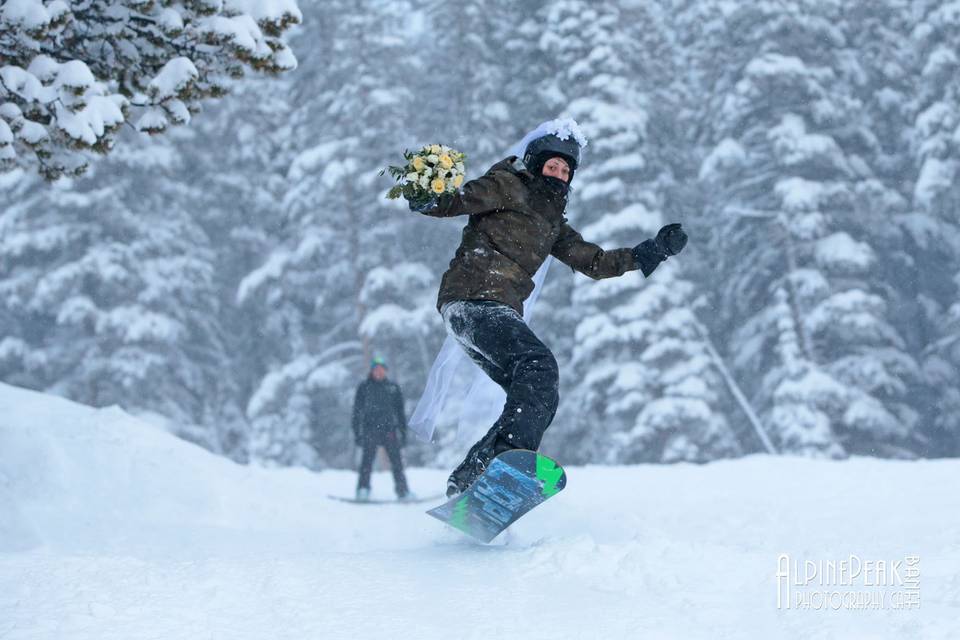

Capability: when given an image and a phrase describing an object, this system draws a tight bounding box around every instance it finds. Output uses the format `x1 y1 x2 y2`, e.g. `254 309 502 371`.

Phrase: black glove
654 222 687 256
631 239 667 277
631 224 687 277
407 192 438 213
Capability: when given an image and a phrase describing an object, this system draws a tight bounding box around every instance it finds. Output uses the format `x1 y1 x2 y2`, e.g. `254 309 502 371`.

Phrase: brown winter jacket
416 156 640 316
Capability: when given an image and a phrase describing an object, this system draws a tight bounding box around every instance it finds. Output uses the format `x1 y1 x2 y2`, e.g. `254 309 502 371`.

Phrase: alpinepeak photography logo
776 553 920 611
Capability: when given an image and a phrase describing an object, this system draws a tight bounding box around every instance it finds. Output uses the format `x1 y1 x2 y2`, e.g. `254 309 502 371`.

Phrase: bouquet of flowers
383 144 467 206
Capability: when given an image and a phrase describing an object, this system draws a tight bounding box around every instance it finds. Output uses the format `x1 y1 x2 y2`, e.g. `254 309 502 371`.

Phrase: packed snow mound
1 381 958 639
0 381 437 555
0 382 243 551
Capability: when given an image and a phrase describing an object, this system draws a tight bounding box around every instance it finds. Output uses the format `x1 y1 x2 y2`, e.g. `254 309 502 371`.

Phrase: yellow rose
431 178 446 194
412 156 426 171
430 144 441 154
439 154 453 169
453 174 464 188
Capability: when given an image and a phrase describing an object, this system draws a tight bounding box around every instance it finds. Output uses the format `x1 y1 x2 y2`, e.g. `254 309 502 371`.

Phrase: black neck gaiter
531 174 570 208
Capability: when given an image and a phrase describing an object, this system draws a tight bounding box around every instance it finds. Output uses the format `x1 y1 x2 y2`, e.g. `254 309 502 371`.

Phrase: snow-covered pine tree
820 1 949 459
907 0 960 456
530 0 739 463
0 135 239 450
239 0 429 467
0 0 301 179
236 119 365 466
166 69 299 461
421 0 541 160
695 1 922 458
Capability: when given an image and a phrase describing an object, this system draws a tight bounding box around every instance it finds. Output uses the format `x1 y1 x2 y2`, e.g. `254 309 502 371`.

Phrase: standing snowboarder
352 356 412 501
409 125 688 497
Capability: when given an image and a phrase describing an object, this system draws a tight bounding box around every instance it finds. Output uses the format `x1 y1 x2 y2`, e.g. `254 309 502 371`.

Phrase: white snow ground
1 382 957 640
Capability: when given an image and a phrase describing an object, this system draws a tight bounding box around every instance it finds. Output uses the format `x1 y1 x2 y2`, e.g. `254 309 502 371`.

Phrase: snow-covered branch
0 0 302 179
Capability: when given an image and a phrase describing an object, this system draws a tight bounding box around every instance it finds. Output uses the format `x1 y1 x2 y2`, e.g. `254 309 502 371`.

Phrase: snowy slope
1 382 957 640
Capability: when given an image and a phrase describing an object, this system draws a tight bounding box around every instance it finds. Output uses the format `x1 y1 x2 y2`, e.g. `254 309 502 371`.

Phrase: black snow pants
441 299 560 453
357 432 409 496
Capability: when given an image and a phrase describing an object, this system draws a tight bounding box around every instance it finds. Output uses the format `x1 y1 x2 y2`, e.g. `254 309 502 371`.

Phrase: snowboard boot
356 487 371 502
446 432 515 498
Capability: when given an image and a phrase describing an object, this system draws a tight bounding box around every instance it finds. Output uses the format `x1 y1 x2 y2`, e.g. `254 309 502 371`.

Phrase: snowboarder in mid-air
409 123 688 498
351 356 413 502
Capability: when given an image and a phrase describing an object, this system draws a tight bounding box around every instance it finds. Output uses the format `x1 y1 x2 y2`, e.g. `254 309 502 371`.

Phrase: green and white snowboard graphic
427 449 566 543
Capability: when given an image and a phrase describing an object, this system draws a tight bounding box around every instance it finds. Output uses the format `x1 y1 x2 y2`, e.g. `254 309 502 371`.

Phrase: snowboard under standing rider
409 130 688 498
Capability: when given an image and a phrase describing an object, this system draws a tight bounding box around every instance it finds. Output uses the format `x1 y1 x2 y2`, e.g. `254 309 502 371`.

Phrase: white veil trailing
408 118 588 445
407 258 553 444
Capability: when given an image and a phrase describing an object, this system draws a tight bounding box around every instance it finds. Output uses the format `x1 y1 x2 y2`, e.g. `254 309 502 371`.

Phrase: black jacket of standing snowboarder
410 130 688 497
352 357 410 501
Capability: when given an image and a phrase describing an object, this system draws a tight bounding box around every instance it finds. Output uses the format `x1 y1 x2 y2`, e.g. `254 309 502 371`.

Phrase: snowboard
328 494 444 505
427 449 566 543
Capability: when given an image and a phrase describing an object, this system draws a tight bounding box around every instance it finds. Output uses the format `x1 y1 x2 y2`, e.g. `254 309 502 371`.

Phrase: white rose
405 172 419 183
419 175 430 189
455 162 465 172
427 154 439 164
423 167 433 177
